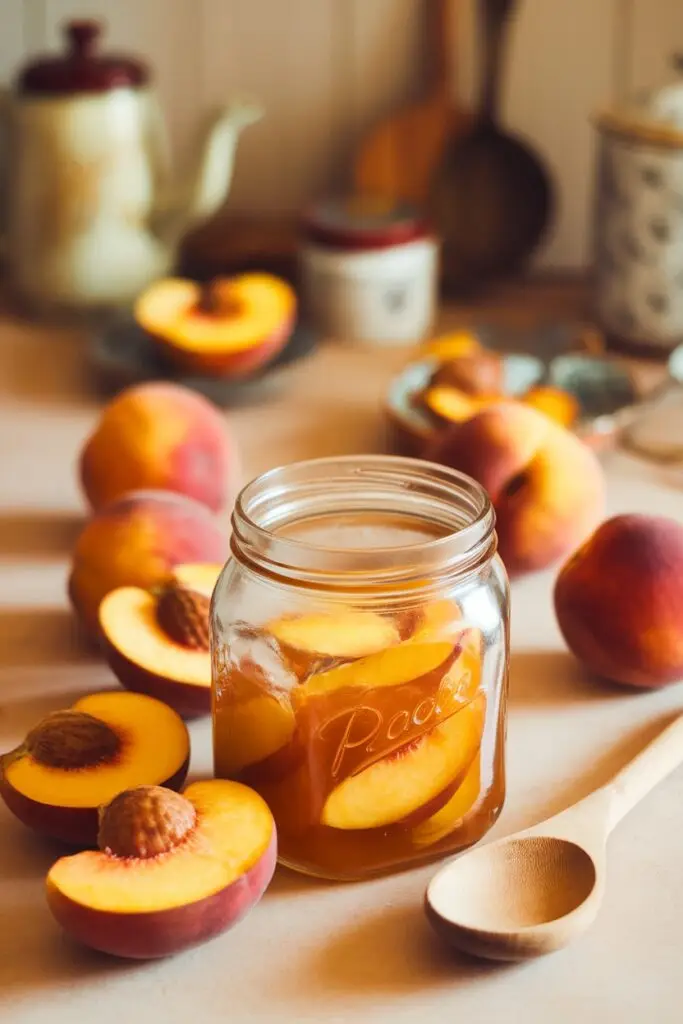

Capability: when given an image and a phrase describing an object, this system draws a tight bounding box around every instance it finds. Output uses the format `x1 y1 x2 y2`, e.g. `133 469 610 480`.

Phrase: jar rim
230 455 496 592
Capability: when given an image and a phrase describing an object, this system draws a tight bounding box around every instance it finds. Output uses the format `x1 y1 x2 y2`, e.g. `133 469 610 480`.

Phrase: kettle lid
17 20 149 95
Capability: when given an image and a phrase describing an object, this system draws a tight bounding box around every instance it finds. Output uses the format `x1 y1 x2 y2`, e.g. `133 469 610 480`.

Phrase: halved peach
46 780 276 959
0 692 189 846
99 574 214 718
135 274 296 379
411 751 482 847
321 695 485 830
172 562 223 596
267 609 400 678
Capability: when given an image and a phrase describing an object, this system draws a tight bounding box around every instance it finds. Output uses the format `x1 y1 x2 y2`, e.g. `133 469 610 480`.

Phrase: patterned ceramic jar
593 66 683 355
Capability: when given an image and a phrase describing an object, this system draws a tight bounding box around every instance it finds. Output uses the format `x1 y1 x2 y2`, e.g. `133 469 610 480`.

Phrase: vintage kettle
1 20 262 312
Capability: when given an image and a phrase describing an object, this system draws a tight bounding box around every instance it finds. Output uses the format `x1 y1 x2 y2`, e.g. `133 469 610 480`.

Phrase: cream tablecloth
1 305 683 1024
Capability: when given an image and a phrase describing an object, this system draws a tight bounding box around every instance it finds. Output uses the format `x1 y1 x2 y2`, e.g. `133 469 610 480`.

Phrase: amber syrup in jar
212 457 509 880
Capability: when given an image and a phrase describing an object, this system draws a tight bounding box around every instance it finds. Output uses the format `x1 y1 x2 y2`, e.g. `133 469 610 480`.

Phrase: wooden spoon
431 0 553 293
353 0 473 207
426 713 683 961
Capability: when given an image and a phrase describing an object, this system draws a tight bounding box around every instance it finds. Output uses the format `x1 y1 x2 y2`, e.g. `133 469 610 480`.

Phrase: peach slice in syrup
320 695 485 831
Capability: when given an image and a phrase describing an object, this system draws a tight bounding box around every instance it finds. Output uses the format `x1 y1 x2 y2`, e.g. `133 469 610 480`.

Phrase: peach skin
428 402 605 577
68 490 226 639
80 381 236 513
554 514 683 687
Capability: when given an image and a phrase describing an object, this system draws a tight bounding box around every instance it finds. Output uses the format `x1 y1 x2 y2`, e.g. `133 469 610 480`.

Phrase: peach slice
99 578 213 718
321 695 485 830
0 692 189 846
294 638 455 700
411 751 482 847
213 693 297 780
46 780 276 959
136 274 296 379
421 331 482 362
423 386 492 424
439 628 483 704
522 385 579 428
267 609 400 676
407 600 463 643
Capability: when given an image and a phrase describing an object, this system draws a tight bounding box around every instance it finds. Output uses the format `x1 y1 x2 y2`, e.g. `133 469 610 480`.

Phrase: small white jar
299 198 439 347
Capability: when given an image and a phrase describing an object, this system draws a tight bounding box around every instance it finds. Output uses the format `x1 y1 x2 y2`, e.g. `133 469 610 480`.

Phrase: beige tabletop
1 295 683 1024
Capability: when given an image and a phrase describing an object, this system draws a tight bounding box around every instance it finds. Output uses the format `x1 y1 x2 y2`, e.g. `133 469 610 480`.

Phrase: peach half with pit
0 691 189 846
80 381 237 514
320 695 485 830
99 566 221 718
46 780 276 959
135 273 296 379
68 489 227 639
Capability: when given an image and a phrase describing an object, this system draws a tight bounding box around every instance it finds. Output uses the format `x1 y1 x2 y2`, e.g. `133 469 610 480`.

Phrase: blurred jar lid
595 54 683 146
17 20 149 95
301 195 433 251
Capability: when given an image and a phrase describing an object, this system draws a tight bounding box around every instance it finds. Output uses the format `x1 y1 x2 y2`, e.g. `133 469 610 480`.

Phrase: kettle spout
153 98 263 244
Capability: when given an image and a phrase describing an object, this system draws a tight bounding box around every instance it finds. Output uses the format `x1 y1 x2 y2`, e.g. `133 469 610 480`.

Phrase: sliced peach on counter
213 692 298 780
412 751 482 847
0 692 189 846
46 780 276 959
321 695 485 830
267 609 400 678
423 386 491 425
99 577 213 718
136 274 296 379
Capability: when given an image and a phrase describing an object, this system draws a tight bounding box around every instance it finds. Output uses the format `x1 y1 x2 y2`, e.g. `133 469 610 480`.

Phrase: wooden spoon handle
607 714 683 832
479 0 517 123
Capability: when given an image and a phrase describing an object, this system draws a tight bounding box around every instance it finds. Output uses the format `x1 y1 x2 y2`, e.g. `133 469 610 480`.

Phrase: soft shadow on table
287 900 520 999
0 898 146 998
266 864 336 897
509 710 681 830
508 649 645 707
0 510 84 557
0 608 97 668
0 331 101 409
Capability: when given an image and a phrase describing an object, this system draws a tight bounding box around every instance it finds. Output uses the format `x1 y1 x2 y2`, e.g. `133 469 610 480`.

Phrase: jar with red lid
300 196 440 346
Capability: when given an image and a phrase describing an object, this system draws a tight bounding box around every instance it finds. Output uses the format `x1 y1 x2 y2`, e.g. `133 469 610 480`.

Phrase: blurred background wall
2 0 682 272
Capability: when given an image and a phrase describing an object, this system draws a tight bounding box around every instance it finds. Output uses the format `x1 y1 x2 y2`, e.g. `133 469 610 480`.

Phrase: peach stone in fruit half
0 692 189 846
135 274 296 379
99 571 218 718
321 695 485 830
46 780 277 959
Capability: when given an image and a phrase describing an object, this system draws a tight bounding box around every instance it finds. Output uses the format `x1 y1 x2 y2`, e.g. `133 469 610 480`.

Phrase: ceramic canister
593 65 683 355
299 197 439 346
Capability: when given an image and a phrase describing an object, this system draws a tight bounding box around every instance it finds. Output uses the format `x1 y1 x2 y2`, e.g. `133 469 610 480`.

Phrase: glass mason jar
211 455 509 881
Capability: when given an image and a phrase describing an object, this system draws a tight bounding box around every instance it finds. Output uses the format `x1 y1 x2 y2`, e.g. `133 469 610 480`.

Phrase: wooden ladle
431 0 553 293
426 714 683 961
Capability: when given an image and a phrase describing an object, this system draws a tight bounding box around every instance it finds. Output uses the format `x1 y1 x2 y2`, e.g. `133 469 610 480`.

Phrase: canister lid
596 53 683 146
301 195 432 251
17 20 149 95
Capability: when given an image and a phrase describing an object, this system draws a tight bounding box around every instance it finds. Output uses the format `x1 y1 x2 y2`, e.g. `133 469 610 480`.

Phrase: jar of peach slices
211 455 509 880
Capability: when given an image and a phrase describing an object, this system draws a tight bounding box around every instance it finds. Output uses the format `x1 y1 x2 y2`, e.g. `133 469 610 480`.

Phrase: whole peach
68 490 227 638
80 382 237 512
427 401 604 577
554 514 683 687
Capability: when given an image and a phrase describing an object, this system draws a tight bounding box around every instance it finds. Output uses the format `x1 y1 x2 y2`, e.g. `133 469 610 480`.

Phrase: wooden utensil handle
479 0 517 122
607 714 683 832
430 0 454 97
